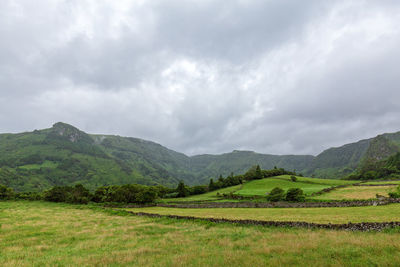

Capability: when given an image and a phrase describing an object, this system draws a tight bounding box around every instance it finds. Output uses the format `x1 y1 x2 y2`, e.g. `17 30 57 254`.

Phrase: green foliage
93 184 158 204
44 184 91 204
291 175 297 182
0 184 14 200
266 187 285 202
346 152 400 180
189 185 208 195
285 188 305 202
176 181 189 198
388 185 400 198
14 191 43 201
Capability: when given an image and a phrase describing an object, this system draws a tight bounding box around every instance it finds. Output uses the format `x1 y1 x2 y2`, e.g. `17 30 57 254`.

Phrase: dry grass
2 201 400 266
127 203 400 224
313 185 397 200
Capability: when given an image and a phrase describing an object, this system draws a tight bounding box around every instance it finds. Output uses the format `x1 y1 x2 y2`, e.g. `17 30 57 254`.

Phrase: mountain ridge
1 122 400 191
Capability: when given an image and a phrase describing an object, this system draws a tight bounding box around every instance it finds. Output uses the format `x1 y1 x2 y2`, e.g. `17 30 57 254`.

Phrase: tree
209 179 217 191
290 175 297 182
285 188 305 202
266 187 285 202
0 184 14 200
176 181 189 197
255 165 263 179
136 188 157 204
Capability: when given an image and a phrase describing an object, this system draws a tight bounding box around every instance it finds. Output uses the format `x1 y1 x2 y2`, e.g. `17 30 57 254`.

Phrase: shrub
93 184 158 204
389 192 400 198
266 187 285 202
290 175 297 182
44 184 92 204
15 191 43 201
44 186 69 202
285 188 305 202
176 181 189 198
389 185 400 198
0 184 14 200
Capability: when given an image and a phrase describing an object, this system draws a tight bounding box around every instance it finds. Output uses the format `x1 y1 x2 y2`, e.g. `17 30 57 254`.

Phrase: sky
1 0 400 156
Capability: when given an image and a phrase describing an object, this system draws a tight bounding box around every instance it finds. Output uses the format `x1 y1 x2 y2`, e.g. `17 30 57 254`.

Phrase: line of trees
0 183 165 204
1 165 301 203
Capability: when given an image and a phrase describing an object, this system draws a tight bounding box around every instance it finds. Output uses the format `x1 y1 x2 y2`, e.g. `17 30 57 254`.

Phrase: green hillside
0 123 315 192
189 151 314 180
306 132 400 179
0 123 195 191
1 122 400 191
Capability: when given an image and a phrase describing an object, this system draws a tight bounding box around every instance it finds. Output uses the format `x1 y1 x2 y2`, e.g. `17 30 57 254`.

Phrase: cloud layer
1 0 400 155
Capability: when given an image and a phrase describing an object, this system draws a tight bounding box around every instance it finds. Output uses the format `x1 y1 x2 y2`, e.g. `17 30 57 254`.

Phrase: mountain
1 122 400 191
305 132 400 178
0 123 197 191
189 151 314 179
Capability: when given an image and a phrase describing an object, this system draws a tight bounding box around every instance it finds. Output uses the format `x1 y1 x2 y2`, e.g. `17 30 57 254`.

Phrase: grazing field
235 178 328 196
162 185 242 203
127 204 400 224
312 185 398 200
235 175 357 197
273 175 356 186
2 201 400 266
364 181 400 185
162 176 359 203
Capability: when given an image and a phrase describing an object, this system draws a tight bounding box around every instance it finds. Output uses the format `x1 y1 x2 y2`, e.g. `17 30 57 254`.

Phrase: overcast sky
1 0 400 156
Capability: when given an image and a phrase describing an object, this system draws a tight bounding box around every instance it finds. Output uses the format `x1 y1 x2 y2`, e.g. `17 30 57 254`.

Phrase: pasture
312 185 397 200
2 201 400 266
126 203 400 224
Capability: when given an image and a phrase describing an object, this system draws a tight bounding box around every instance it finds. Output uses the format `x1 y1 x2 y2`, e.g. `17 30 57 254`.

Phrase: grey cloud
1 0 400 156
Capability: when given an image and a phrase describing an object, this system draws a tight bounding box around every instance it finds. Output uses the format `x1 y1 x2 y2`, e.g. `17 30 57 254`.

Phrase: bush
44 184 92 204
389 192 400 198
93 184 158 204
15 191 43 201
290 175 297 182
285 188 305 202
0 184 14 200
176 181 189 198
266 187 285 202
190 185 208 195
389 185 400 198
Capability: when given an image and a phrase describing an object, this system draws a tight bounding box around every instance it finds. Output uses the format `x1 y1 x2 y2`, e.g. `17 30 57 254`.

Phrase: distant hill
304 132 400 179
1 122 400 191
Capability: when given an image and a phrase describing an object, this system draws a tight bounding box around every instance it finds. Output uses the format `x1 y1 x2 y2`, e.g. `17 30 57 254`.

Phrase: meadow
312 185 397 200
235 178 329 196
163 175 359 203
126 203 400 224
2 201 400 266
162 185 242 203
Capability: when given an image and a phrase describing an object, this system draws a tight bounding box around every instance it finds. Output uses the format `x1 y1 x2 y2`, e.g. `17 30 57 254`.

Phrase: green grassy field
163 175 358 203
234 175 356 197
127 204 400 224
364 181 400 185
162 185 242 203
312 185 398 200
273 175 356 186
2 201 400 266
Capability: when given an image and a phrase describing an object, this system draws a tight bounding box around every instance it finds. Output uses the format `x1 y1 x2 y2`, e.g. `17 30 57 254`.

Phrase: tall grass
2 201 400 266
